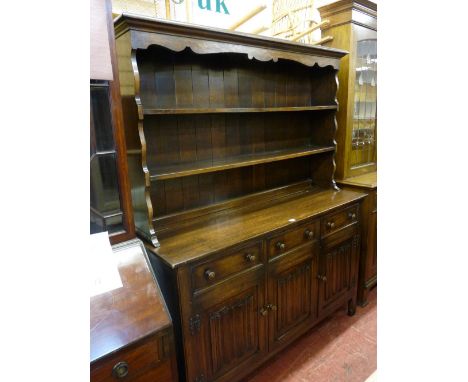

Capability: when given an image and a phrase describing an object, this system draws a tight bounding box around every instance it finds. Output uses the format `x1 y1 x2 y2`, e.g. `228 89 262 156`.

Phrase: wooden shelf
143 105 338 115
150 145 335 181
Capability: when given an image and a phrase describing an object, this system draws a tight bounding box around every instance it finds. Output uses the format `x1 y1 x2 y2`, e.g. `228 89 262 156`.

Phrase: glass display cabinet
319 0 377 306
351 38 376 169
319 0 377 179
90 0 135 244
90 80 124 235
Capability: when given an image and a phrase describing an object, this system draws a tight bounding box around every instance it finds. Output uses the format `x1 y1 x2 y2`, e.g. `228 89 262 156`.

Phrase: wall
111 0 376 40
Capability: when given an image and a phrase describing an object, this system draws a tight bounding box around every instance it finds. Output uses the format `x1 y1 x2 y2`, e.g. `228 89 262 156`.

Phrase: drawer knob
205 270 216 280
245 253 256 262
276 242 286 251
112 361 129 379
304 229 314 239
317 275 327 282
326 221 335 230
348 212 357 220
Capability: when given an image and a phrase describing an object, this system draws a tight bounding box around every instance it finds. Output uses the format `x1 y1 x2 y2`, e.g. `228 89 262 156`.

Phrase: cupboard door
318 226 359 315
267 244 318 351
194 274 267 382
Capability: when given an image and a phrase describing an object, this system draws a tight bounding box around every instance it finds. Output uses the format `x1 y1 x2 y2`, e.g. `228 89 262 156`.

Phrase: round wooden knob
276 242 286 250
112 362 129 379
246 253 256 262
304 229 314 239
205 270 216 280
348 212 356 220
327 222 335 229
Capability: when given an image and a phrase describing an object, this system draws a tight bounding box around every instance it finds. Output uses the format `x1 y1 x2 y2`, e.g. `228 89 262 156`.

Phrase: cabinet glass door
351 38 377 168
90 81 124 234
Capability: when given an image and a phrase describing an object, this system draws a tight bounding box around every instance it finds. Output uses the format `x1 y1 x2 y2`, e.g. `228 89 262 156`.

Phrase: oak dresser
114 14 366 382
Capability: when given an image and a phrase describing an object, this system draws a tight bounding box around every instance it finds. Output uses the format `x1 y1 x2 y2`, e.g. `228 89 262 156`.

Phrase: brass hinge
189 314 201 335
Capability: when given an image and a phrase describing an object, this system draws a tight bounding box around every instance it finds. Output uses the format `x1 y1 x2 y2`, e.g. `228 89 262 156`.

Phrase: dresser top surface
148 188 366 268
114 12 348 59
90 239 171 363
337 171 377 189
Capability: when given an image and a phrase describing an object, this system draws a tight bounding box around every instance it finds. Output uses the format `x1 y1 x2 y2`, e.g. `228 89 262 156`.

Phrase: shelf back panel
144 111 336 174
152 157 312 217
137 46 337 111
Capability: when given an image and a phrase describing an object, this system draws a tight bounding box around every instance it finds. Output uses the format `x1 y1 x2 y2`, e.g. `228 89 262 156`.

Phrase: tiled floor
243 288 377 382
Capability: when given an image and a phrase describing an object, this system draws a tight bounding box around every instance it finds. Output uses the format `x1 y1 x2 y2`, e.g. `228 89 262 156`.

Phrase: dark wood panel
251 63 265 108
182 176 200 210
164 178 184 213
195 115 213 161
211 115 227 160
310 67 337 106
286 65 300 107
153 51 175 108
153 181 167 216
198 173 215 207
177 116 197 163
225 115 241 157
209 60 225 108
238 63 253 108
138 57 158 108
214 171 229 203
173 50 193 108
263 62 276 107
223 61 239 108
274 70 287 107
192 56 210 108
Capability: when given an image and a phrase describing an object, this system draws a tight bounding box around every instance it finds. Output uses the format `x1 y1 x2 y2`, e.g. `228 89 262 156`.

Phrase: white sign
89 232 123 297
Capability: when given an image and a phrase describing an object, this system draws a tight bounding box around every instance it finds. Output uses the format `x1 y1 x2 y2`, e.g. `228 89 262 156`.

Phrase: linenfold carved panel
323 241 352 304
207 291 258 376
275 262 312 336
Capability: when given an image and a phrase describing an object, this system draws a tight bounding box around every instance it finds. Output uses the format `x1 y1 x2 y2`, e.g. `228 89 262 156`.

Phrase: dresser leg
358 287 370 307
347 298 356 316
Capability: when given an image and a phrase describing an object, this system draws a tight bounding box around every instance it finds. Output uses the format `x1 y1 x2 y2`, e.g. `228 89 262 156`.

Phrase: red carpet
244 288 377 382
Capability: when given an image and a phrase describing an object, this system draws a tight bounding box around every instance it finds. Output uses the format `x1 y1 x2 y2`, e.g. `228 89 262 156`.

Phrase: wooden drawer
91 335 163 382
191 242 263 292
267 220 319 259
321 204 358 237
